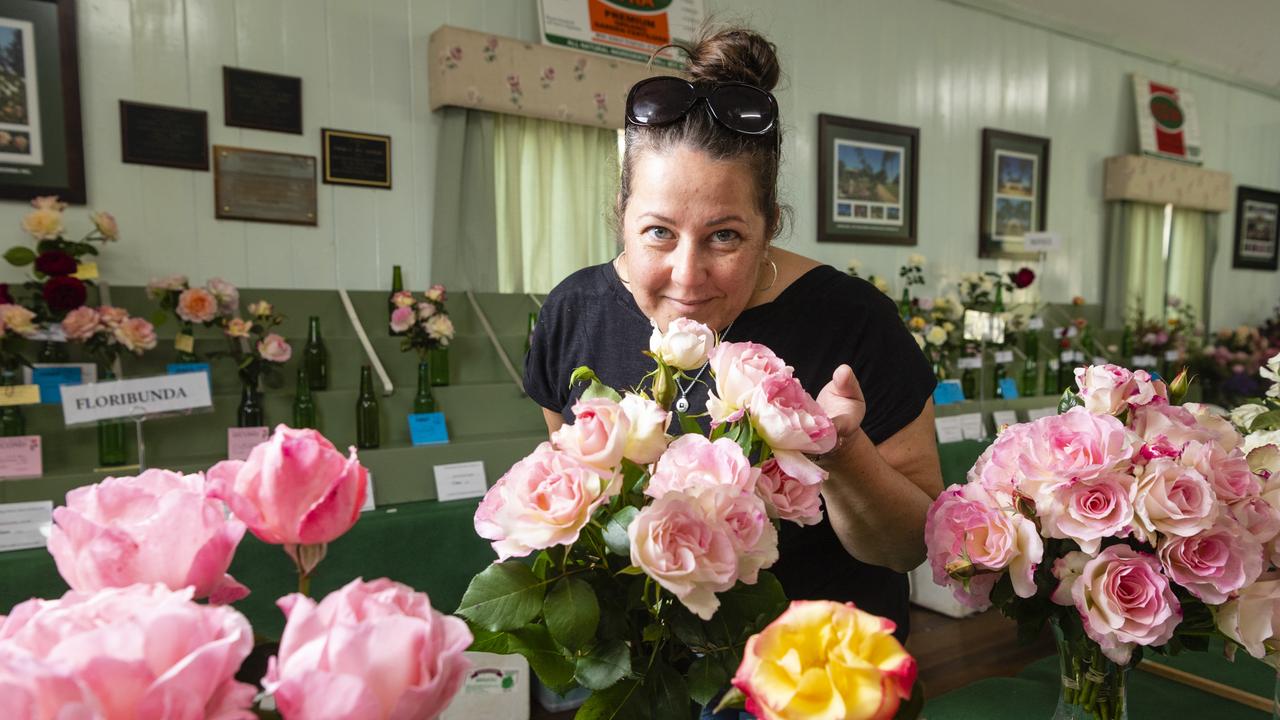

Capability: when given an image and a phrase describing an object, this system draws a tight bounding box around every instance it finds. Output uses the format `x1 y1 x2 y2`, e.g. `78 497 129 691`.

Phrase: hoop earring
756 256 778 292
615 250 630 285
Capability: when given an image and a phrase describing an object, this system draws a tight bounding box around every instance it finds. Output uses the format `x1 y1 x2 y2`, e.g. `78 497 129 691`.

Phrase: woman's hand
816 364 867 452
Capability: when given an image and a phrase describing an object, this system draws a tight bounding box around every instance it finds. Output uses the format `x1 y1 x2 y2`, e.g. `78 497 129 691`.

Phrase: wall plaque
223 66 302 134
321 128 391 189
213 145 317 226
119 100 208 170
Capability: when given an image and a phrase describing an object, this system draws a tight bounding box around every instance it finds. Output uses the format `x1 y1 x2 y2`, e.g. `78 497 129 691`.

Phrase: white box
441 651 530 720
908 562 979 619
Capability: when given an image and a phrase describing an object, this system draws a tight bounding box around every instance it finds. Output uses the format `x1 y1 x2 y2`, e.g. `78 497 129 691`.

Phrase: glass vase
96 369 128 466
237 378 265 428
414 360 437 414
0 367 24 437
174 322 198 363
1052 620 1128 720
38 340 69 363
428 346 449 386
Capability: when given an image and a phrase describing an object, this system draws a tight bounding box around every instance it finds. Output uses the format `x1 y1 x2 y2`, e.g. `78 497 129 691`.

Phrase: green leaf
466 625 514 654
570 366 601 389
686 655 731 706
574 638 631 691
3 246 35 266
1250 409 1280 432
545 577 600 651
149 310 169 327
716 571 788 634
620 460 647 495
508 624 577 695
1056 389 1081 414
574 678 647 720
581 379 622 403
615 565 645 576
532 550 553 580
646 661 693 719
668 606 710 652
603 506 639 556
455 561 547 632
678 412 703 436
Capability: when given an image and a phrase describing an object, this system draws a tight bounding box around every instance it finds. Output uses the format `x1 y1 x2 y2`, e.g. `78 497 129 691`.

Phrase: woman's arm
542 407 565 436
816 364 943 573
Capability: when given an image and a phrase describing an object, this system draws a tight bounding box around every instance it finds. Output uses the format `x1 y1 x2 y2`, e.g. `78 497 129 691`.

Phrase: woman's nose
669 240 707 288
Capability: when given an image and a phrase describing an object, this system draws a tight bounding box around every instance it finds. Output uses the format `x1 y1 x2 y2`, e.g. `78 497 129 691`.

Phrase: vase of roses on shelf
146 274 240 362
926 363 1280 720
391 283 454 399
2 196 118 362
459 317 914 718
211 300 291 427
0 303 39 436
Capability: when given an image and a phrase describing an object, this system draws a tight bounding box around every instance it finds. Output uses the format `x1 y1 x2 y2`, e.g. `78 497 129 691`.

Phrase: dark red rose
0 283 11 305
34 250 76 277
43 275 87 313
1009 267 1036 289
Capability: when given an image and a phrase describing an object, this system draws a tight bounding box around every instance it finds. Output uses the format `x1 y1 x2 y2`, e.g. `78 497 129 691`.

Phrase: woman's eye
645 226 674 241
711 229 740 243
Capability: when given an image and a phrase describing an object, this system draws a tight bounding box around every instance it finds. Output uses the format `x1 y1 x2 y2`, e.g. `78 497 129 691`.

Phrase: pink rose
1015 408 1134 505
0 643 97 717
474 442 614 560
425 283 447 302
646 434 758 499
0 584 256 719
60 305 100 341
389 305 415 333
1071 545 1181 664
145 274 187 300
391 290 416 308
1127 369 1167 408
248 300 273 318
21 207 63 240
424 314 454 344
113 316 157 353
705 486 778 584
225 317 252 338
1073 364 1134 415
1038 471 1136 554
1229 496 1280 545
924 484 1042 610
617 392 670 464
48 469 249 603
97 305 127 329
1184 403 1241 451
757 457 825 526
1050 551 1089 606
629 491 740 619
747 372 837 455
1133 456 1217 540
552 397 629 475
1158 518 1264 604
90 210 118 240
1181 441 1257 502
257 333 292 363
264 578 472 720
1216 575 1280 658
706 341 789 425
967 422 1029 500
176 287 219 323
207 425 367 573
649 317 716 371
205 277 240 315
1130 403 1214 453
417 301 437 320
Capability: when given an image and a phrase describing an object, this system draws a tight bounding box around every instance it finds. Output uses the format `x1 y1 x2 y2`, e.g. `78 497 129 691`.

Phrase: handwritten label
957 356 984 370
934 417 965 444
408 412 450 446
174 333 195 353
0 500 52 552
1023 231 1062 251
1027 407 1058 421
999 377 1020 399
72 262 99 280
361 472 376 512
434 461 488 502
0 385 40 406
61 372 213 425
227 426 269 461
992 410 1019 430
958 413 986 440
932 380 965 406
0 436 41 479
994 350 1014 364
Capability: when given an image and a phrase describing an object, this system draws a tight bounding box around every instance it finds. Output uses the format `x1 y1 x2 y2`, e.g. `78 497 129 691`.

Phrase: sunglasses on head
625 76 778 136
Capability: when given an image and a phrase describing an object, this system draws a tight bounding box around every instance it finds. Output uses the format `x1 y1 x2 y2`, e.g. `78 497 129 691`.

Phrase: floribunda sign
59 371 212 425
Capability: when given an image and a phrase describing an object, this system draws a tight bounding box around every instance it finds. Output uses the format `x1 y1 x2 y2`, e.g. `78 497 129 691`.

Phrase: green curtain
1103 201 1167 328
1167 207 1208 320
430 108 499 291
494 114 618 294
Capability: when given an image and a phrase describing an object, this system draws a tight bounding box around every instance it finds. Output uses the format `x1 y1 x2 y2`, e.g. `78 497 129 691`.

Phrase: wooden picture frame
817 113 919 245
1233 186 1280 271
979 129 1050 260
119 100 208 170
0 0 85 203
213 145 317 226
321 128 391 189
222 66 302 135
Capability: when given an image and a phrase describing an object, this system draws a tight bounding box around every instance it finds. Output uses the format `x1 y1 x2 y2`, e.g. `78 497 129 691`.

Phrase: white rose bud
649 318 716 371
618 393 671 464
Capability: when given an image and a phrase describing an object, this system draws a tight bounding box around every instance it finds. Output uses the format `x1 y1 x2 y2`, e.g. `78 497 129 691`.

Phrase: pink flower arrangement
393 283 455 359
59 304 157 370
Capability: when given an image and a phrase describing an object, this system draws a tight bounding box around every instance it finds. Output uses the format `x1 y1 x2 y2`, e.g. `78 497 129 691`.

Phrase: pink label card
227 427 270 461
0 436 42 480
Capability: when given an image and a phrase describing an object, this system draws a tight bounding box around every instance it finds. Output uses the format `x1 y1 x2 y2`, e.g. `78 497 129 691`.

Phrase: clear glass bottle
388 265 404 336
303 316 328 391
356 365 380 449
292 366 318 429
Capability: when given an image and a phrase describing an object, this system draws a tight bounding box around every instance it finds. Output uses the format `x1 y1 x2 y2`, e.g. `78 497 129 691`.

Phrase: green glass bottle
1057 352 1076 394
237 379 265 428
388 265 404 336
413 360 436 414
1021 331 1040 396
97 368 128 467
1120 324 1134 360
175 322 198 363
961 366 978 400
356 365 380 449
0 367 25 437
303 316 328 391
428 345 450 387
292 366 318 429
38 340 69 363
992 283 1006 312
1044 358 1060 397
898 287 912 322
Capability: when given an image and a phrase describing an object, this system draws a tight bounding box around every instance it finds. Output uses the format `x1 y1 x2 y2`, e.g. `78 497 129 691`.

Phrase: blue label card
932 380 965 406
999 378 1020 400
31 366 82 404
408 412 449 446
168 363 212 391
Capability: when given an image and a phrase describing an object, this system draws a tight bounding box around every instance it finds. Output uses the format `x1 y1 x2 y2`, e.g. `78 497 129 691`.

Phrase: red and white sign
1133 74 1202 165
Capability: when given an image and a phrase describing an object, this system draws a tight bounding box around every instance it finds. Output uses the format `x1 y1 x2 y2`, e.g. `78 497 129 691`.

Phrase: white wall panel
0 0 1272 331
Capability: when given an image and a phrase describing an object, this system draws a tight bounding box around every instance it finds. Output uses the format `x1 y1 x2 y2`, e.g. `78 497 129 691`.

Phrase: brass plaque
213 145 317 226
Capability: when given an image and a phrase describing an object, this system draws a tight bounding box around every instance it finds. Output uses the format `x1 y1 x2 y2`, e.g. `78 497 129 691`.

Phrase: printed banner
1132 74 1202 165
539 0 704 68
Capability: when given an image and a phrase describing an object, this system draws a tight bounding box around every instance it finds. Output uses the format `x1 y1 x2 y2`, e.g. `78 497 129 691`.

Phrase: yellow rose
732 600 916 720
908 316 926 331
21 207 64 240
0 304 37 337
926 326 948 346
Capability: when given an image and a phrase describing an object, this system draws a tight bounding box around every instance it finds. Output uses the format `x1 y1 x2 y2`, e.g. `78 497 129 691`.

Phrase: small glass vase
237 377 265 428
0 367 25 437
414 360 437 414
428 346 449 386
97 369 128 467
1052 620 1128 720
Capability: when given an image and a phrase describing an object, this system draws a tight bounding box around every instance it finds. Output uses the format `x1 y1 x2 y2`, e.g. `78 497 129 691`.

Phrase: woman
524 27 942 640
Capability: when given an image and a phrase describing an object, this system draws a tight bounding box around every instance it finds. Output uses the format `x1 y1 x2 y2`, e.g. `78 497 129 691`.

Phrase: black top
524 262 936 638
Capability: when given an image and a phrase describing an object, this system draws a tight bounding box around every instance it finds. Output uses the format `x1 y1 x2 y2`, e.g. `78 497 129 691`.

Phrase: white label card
1132 355 1158 367
434 461 488 502
1058 326 1079 339
958 413 986 440
61 372 213 425
994 350 1014 364
1165 350 1180 362
0 500 52 552
1027 407 1058 421
992 410 1019 430
934 417 965 444
1024 232 1062 251
957 356 984 370
227 427 269 461
1028 317 1045 330
1092 356 1109 366
361 472 376 512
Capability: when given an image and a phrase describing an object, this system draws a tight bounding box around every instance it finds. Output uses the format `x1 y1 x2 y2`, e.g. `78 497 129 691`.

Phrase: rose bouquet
146 274 240 361
215 299 292 396
458 318 839 717
1195 324 1276 403
59 304 158 374
391 283 455 357
925 364 1280 720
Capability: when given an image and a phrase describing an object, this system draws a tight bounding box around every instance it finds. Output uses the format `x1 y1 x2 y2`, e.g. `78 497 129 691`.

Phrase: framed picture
321 128 391 189
223 66 302 135
979 129 1050 260
213 145 317 226
0 0 84 203
817 114 918 245
1233 186 1279 271
119 100 208 170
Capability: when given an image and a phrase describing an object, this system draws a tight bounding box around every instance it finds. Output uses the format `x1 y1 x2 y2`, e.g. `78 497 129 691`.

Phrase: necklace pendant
675 397 690 413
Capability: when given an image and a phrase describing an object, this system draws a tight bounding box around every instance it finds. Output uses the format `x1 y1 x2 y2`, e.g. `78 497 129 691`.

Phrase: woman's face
620 145 769 332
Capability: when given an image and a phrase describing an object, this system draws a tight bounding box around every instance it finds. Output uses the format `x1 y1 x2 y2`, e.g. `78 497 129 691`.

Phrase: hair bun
685 28 780 91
